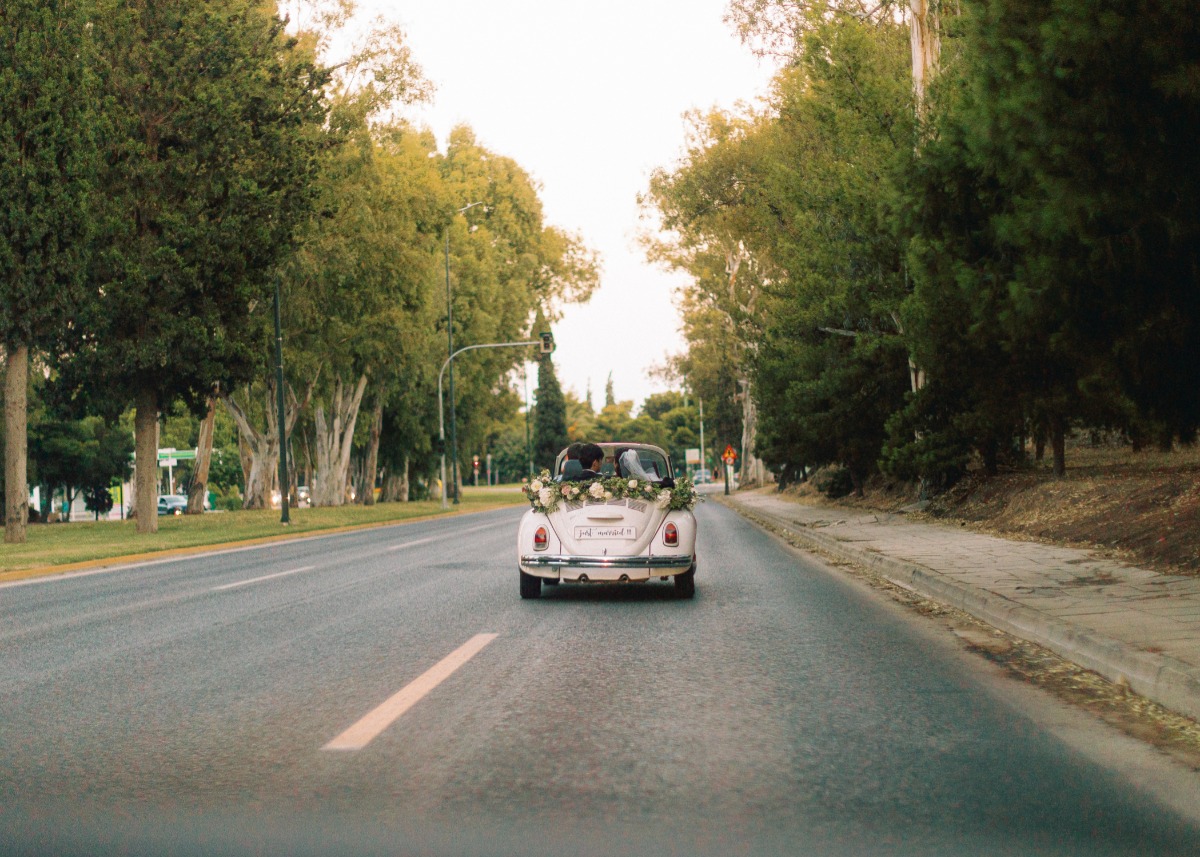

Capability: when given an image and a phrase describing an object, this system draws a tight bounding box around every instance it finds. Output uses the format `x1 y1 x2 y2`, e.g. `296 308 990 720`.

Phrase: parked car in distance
157 494 211 515
157 495 187 516
517 442 698 599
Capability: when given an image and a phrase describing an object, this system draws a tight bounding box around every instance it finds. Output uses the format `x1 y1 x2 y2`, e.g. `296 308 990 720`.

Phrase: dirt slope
783 444 1200 577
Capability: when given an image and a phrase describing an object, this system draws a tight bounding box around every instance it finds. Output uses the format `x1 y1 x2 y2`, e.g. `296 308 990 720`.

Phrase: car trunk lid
547 497 666 557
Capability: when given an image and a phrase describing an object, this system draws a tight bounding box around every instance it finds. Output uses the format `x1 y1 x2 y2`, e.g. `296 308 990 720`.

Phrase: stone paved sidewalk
721 488 1200 722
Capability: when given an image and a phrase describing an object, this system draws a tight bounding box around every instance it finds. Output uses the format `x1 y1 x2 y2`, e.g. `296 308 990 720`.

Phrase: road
2 500 1198 856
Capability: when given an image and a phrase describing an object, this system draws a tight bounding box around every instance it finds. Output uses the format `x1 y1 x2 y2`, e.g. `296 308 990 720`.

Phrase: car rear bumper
520 554 694 581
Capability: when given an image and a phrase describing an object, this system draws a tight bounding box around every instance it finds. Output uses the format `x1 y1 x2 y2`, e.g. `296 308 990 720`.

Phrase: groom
563 443 604 482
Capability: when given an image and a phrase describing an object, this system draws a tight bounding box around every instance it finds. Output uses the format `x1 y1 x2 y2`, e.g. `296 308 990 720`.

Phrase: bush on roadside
214 486 242 512
814 466 855 500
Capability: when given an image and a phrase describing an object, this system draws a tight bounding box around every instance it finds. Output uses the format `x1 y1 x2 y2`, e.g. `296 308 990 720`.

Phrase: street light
438 338 547 508
445 201 484 504
273 274 289 525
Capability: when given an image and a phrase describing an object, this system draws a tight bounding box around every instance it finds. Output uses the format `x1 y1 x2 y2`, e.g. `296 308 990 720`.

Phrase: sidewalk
721 489 1200 722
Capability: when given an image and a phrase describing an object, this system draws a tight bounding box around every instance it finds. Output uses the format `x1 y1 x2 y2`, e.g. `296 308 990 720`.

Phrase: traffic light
539 331 555 354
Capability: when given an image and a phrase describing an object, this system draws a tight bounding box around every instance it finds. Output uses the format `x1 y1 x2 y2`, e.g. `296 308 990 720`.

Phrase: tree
893 0 1200 479
648 11 912 488
644 107 774 484
289 128 461 507
0 0 97 542
57 0 330 531
532 355 567 471
434 127 599 481
29 413 133 520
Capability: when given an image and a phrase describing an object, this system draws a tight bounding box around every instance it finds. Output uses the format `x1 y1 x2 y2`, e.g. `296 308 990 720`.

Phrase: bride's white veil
619 449 655 481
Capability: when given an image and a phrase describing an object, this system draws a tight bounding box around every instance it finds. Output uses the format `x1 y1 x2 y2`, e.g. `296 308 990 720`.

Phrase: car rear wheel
674 564 696 599
519 569 542 599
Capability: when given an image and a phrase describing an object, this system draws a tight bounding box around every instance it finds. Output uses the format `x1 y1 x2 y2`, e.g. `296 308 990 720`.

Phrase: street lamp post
523 362 532 478
438 339 548 509
272 274 290 525
444 201 484 504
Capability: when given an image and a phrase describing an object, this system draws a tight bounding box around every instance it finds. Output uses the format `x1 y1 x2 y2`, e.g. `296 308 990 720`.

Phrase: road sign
722 444 738 464
685 448 701 465
157 448 197 467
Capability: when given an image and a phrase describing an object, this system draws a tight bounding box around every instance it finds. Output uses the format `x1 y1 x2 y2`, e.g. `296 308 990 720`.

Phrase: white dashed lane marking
323 633 499 752
212 566 316 591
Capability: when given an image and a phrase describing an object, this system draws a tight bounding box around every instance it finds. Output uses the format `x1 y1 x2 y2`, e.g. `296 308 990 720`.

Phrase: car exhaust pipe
619 574 630 583
578 574 589 583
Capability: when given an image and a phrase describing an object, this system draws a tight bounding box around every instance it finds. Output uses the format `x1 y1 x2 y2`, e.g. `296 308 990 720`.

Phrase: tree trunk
313 374 368 507
350 455 365 504
1050 415 1067 478
909 0 941 107
361 398 383 506
223 387 279 509
134 388 159 534
982 436 999 477
187 394 217 514
4 343 29 544
737 377 765 487
222 378 312 509
381 457 409 502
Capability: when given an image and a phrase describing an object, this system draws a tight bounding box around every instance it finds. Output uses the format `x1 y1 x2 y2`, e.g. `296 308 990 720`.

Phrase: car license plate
574 526 637 540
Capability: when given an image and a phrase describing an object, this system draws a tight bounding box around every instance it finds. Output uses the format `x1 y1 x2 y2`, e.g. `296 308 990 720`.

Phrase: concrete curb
726 498 1200 723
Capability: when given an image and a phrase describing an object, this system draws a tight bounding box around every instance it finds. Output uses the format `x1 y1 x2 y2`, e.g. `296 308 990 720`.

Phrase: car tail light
534 526 549 551
663 522 679 547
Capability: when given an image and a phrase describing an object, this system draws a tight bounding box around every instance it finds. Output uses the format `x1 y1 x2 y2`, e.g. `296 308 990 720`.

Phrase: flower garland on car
521 471 698 515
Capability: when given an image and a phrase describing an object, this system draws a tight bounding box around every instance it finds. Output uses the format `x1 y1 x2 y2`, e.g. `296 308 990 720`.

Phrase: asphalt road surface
2 500 1199 856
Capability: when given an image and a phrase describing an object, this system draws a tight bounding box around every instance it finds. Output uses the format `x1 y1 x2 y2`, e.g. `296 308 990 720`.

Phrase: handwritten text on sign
574 526 637 540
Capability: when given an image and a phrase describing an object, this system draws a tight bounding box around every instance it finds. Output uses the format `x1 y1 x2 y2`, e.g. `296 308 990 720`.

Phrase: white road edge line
213 566 316 591
323 632 499 752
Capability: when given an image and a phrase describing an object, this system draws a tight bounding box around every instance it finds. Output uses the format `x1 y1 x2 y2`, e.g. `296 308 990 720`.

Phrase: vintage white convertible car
517 442 698 599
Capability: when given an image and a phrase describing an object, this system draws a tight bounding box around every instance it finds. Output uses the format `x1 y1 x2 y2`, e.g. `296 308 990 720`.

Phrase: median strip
323 633 499 752
212 566 316 591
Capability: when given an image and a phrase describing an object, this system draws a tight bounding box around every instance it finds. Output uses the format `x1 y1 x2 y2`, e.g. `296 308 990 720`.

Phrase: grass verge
1 486 527 579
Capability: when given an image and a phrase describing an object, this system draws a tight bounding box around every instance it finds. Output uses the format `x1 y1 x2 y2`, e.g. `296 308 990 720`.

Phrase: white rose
588 482 605 498
656 490 673 508
538 488 553 506
627 479 638 489
530 480 543 492
603 490 613 500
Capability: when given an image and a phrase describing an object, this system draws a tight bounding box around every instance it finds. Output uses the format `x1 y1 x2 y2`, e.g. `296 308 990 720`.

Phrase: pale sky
353 0 774 410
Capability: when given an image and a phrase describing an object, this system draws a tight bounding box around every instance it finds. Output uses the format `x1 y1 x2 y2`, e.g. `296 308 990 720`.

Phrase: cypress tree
0 0 97 542
56 0 329 531
532 355 568 472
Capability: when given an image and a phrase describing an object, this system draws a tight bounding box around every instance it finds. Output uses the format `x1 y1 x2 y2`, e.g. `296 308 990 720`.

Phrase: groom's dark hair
579 443 605 470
